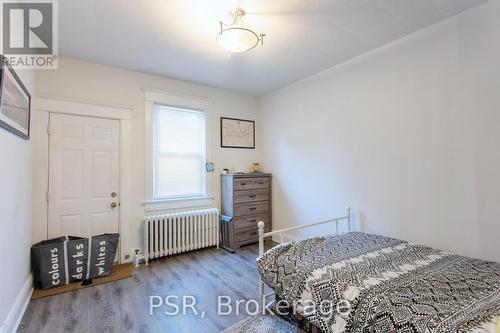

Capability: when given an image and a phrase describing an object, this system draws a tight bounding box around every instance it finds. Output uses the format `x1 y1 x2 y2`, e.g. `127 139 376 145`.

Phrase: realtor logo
1 0 58 68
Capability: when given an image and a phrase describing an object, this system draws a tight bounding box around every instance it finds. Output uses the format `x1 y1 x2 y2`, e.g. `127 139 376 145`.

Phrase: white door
48 113 120 239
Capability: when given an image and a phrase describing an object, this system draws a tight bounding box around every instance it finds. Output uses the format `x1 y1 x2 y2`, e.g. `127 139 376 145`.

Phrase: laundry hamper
86 233 120 279
31 233 119 289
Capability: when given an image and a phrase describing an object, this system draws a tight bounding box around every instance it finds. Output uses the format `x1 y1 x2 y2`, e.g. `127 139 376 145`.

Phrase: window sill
143 196 215 212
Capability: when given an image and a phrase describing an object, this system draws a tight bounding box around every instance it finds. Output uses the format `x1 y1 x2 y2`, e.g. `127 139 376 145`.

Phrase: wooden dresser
220 173 272 251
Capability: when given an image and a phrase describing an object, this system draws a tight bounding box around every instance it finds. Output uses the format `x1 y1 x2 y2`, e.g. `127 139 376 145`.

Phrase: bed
256 208 500 333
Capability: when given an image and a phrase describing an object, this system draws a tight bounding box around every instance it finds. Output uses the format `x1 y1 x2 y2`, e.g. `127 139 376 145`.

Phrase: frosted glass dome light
217 8 265 53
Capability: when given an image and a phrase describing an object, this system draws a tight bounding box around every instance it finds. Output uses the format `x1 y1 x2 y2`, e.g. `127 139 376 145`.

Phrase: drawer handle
240 182 247 186
249 232 257 236
258 182 265 185
248 195 257 198
248 219 257 223
249 207 257 211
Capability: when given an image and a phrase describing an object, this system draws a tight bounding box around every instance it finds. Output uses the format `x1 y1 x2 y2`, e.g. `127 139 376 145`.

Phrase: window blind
152 104 206 200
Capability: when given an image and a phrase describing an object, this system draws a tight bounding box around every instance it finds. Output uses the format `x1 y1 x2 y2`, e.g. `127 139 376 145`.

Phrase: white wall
259 0 500 263
34 57 260 261
0 69 36 332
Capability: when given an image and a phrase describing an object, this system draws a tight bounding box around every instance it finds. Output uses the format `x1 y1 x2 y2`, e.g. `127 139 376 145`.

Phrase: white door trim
34 96 132 263
37 96 132 120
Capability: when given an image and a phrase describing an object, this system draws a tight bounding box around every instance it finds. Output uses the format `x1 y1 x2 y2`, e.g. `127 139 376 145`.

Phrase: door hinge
46 191 50 202
46 124 51 135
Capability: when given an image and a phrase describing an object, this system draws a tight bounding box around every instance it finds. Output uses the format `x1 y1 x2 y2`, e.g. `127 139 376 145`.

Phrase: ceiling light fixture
217 8 265 53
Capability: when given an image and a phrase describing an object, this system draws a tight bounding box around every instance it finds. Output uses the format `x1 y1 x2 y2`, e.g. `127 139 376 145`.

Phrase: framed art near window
0 57 31 139
220 117 255 149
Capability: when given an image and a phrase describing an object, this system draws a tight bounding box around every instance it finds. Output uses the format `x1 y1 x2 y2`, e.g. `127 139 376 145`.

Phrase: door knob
111 202 118 208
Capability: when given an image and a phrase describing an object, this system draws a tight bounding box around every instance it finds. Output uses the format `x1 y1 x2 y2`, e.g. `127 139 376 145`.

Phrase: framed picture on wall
220 117 255 149
0 56 31 139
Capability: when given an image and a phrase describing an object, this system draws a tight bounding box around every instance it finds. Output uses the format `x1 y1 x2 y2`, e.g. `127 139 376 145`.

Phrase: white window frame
144 89 214 212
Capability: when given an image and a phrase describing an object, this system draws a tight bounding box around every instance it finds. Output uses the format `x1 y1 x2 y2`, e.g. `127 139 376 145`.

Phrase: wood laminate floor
19 243 275 333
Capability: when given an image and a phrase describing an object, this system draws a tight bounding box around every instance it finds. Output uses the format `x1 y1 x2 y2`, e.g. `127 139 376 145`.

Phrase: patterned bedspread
257 232 500 333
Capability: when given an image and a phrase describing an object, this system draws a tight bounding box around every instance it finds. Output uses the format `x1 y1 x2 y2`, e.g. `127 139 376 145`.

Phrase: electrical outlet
124 254 130 260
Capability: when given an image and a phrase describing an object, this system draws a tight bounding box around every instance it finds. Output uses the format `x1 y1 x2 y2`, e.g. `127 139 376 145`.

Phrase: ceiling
59 0 489 96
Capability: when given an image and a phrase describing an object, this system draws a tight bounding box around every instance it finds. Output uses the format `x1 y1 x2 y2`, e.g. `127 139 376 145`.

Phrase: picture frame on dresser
220 117 255 149
0 56 31 139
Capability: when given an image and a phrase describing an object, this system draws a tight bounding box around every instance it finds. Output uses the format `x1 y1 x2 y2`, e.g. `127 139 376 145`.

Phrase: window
152 104 206 200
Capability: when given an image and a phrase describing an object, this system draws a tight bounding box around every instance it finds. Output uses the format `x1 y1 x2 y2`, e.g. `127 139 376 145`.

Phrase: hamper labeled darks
66 236 89 283
31 234 119 289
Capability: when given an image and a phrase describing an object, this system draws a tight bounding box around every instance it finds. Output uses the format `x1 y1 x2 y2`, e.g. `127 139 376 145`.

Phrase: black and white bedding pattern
257 232 500 333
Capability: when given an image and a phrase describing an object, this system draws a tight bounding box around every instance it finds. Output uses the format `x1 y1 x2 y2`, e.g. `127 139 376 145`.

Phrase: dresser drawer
233 178 254 191
235 226 270 243
234 202 270 216
251 177 270 189
233 177 270 191
233 214 271 231
234 189 270 204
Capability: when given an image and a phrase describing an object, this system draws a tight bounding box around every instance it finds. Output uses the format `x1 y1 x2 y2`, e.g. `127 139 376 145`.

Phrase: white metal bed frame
257 206 352 311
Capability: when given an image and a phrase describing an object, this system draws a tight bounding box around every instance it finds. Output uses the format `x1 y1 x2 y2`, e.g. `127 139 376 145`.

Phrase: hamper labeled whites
87 234 119 279
31 233 119 289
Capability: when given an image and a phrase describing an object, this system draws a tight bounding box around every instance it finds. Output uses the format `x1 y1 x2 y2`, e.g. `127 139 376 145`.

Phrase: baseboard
0 274 33 333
